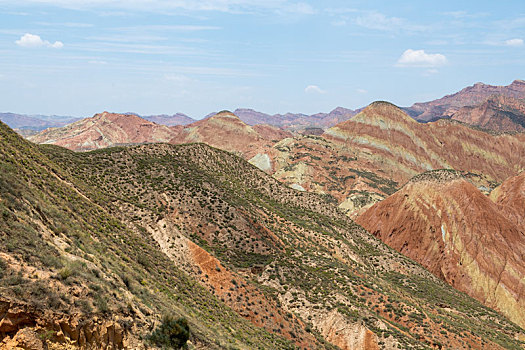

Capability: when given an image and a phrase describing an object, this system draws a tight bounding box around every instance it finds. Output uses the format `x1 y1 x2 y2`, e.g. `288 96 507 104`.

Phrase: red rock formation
170 111 289 158
490 171 525 230
323 101 525 185
356 171 525 328
407 80 525 121
451 95 525 132
28 112 176 151
252 124 293 141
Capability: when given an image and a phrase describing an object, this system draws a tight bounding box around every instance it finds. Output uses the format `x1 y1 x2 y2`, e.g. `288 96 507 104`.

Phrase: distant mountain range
5 80 525 135
0 112 80 131
404 79 525 122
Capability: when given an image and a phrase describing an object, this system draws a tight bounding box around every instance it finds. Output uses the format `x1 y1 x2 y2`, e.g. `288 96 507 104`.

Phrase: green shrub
148 316 190 349
0 257 5 278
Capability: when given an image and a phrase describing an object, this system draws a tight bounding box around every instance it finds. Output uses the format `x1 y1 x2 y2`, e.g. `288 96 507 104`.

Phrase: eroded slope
357 170 525 330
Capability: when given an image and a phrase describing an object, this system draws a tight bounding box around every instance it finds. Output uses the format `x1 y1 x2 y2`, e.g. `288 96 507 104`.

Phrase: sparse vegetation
0 120 523 349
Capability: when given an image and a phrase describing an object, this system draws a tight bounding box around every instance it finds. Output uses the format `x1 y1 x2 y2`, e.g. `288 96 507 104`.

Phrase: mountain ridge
405 80 525 122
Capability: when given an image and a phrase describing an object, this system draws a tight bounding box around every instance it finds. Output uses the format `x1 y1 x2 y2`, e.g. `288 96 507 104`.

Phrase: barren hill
28 111 176 151
356 170 525 329
170 110 291 158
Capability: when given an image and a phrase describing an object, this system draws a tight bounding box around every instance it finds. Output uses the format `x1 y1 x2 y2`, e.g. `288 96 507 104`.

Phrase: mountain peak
351 100 416 125
213 110 239 119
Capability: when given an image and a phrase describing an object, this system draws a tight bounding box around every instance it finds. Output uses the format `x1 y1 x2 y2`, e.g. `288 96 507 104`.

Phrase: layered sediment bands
170 111 289 158
324 101 525 184
490 171 525 230
357 173 525 328
29 112 176 151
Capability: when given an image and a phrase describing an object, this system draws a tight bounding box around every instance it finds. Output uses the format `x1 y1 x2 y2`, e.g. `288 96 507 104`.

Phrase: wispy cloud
36 21 93 27
117 24 221 31
79 42 208 56
441 11 488 20
15 33 63 48
505 38 523 47
355 12 426 32
0 0 316 15
396 49 447 68
305 85 326 94
276 2 315 15
88 59 107 64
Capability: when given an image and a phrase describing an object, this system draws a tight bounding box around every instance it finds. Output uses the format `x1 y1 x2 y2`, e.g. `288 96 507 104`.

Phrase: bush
0 257 5 278
148 316 190 349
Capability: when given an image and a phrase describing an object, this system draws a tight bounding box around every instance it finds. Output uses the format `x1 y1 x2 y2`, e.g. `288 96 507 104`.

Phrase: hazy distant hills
233 106 358 130
143 113 196 126
7 79 525 136
0 112 79 131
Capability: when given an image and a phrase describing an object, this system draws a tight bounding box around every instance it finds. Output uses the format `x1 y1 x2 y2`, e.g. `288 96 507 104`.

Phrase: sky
0 0 524 118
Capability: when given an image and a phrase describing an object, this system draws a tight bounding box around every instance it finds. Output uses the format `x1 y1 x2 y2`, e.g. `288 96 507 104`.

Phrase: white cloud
505 38 523 47
304 85 326 94
396 49 447 68
15 33 63 48
356 88 367 94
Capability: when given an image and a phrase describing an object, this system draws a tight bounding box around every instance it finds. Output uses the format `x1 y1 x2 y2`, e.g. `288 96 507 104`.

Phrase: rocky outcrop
0 298 129 349
356 172 525 328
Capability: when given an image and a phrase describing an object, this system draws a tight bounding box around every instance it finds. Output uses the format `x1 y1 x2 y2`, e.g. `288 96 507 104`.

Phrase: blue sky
0 0 524 118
